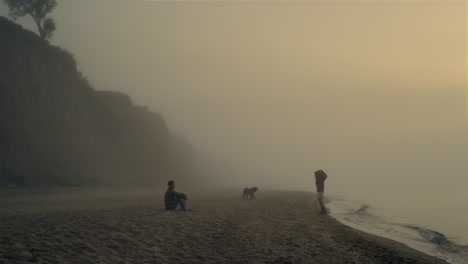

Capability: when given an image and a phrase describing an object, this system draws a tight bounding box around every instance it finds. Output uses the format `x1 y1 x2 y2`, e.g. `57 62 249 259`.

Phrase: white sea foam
327 195 468 264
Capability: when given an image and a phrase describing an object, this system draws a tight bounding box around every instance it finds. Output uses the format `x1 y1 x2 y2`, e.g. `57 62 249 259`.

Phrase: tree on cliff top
3 0 57 39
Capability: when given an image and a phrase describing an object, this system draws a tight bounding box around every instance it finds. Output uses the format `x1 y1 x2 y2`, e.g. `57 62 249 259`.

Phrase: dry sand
0 188 447 264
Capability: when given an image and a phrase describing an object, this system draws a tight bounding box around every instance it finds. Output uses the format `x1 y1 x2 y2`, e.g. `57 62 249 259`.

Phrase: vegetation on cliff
3 0 57 39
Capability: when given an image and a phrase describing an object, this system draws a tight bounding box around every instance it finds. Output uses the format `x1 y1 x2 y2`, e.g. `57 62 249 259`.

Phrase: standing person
164 180 191 211
315 170 328 214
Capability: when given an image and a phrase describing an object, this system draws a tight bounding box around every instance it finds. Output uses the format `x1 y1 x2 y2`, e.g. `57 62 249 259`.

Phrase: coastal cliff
0 17 196 186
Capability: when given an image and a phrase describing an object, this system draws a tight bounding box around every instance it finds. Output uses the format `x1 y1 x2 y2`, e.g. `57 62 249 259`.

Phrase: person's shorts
317 192 324 198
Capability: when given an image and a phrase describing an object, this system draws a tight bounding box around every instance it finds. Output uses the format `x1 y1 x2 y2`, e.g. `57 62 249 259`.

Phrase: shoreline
326 194 467 264
325 215 448 264
0 188 447 263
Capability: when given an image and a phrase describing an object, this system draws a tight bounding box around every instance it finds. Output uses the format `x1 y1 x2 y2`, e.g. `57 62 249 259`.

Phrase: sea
327 189 468 264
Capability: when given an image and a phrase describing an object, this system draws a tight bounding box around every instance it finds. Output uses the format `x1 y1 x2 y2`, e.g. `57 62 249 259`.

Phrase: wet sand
0 188 446 264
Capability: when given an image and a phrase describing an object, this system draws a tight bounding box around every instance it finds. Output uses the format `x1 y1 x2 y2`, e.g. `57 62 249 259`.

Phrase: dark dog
242 187 258 200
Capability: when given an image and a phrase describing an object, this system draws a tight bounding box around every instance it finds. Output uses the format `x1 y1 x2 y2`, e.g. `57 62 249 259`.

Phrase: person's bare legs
318 193 326 214
319 198 326 213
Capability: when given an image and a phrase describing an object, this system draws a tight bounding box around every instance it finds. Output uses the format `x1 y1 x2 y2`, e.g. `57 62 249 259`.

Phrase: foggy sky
1 1 466 195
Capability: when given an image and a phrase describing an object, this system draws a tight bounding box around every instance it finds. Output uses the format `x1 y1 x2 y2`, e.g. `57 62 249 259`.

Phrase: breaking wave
328 198 468 264
405 226 468 264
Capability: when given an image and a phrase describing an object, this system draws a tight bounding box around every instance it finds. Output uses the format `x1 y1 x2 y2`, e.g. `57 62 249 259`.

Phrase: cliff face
0 17 196 186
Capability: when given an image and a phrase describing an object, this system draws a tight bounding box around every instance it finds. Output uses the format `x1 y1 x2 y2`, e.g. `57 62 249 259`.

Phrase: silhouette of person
315 170 328 214
164 180 191 211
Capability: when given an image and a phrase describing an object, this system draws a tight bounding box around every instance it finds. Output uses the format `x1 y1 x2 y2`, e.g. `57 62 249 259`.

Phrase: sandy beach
0 188 447 264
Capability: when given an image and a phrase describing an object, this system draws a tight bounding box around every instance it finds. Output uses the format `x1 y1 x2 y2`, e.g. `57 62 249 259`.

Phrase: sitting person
164 180 191 211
